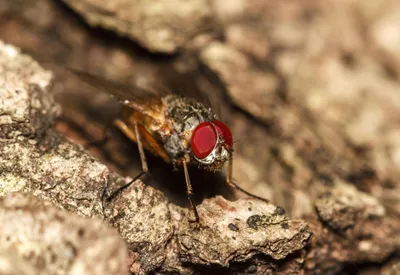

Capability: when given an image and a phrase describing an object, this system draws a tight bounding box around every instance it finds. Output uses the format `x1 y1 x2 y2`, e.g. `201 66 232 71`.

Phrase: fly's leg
106 120 149 202
84 121 115 149
182 156 200 223
56 116 112 149
226 152 269 202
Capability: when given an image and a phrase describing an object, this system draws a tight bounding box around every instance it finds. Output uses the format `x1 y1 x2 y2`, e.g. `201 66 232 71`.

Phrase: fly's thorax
162 95 218 162
164 95 216 141
161 95 234 171
163 95 234 171
164 95 216 128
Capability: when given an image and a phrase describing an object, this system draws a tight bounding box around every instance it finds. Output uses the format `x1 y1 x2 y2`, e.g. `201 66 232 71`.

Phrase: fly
71 68 267 223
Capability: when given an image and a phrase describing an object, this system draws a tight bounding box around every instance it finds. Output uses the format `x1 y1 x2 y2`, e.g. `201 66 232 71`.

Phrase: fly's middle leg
106 120 149 202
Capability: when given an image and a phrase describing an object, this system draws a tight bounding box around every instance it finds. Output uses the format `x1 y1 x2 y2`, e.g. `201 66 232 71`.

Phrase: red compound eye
212 120 233 147
191 122 217 159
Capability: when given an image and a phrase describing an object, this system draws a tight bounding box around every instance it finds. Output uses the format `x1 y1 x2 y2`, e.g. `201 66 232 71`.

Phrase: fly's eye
191 122 217 159
212 120 233 147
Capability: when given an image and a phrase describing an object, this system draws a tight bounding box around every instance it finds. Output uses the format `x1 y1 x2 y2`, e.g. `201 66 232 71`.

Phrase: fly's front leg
182 156 200 223
106 120 149 202
226 152 269 203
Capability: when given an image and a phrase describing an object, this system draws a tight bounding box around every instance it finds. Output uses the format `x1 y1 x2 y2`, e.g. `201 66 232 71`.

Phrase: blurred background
1 0 399 273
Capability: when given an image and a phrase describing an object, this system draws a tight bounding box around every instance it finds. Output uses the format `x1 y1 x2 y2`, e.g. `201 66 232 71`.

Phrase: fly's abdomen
119 105 171 163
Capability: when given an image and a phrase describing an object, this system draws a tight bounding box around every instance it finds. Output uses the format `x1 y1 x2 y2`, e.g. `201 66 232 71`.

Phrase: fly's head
190 120 233 171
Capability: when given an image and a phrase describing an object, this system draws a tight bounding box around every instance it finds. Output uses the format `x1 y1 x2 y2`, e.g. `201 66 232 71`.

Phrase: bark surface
0 0 399 274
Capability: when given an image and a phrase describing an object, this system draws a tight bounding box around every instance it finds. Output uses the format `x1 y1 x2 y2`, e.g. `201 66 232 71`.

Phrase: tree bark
0 0 399 274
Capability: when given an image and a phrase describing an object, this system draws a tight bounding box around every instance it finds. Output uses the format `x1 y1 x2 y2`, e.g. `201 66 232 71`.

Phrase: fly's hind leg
226 152 269 203
106 120 149 202
85 123 113 149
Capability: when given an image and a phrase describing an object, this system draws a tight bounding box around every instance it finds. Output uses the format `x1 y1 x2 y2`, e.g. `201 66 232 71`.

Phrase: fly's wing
151 64 215 110
69 64 218 118
69 69 164 110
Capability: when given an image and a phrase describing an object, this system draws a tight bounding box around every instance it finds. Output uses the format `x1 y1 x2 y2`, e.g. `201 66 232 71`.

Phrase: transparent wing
152 64 215 110
69 68 164 108
69 64 215 111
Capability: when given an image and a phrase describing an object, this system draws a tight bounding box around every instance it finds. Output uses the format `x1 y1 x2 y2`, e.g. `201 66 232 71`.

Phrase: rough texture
61 0 214 53
0 42 173 273
308 181 399 270
104 180 173 274
0 41 56 140
1 0 400 273
315 181 385 234
200 42 279 122
0 248 38 275
202 1 400 273
0 192 128 275
176 197 311 266
0 41 310 274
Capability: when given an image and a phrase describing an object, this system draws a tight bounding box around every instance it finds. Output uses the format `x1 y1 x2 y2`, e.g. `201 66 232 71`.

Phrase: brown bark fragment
62 0 214 53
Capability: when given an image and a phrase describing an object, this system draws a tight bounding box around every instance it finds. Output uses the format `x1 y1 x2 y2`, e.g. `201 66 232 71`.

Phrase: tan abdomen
116 106 171 163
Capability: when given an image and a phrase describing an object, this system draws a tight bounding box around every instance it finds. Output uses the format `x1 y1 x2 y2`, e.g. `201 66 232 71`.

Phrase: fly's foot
188 217 201 229
106 171 149 203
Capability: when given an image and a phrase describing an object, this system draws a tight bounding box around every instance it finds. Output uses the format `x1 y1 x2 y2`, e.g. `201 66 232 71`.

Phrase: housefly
71 67 267 222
